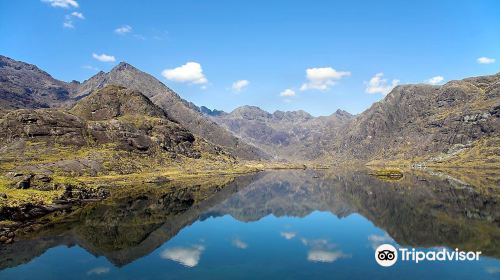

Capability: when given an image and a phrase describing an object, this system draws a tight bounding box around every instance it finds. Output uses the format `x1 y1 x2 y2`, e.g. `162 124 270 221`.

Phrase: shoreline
1 160 498 243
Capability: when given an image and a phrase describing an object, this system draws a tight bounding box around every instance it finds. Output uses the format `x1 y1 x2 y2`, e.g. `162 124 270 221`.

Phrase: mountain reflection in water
0 169 499 280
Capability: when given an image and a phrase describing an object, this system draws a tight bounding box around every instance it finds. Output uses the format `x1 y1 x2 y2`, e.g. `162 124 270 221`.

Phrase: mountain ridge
0 55 498 167
0 57 267 160
73 62 268 160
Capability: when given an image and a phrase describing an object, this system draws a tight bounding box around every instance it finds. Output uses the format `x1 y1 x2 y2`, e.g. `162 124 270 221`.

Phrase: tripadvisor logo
375 244 398 267
375 244 482 267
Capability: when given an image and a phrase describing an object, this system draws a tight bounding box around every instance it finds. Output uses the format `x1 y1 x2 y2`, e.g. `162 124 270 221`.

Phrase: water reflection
0 168 498 279
160 245 205 267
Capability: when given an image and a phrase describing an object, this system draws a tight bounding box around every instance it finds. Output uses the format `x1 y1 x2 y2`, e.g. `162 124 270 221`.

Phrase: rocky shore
0 172 110 244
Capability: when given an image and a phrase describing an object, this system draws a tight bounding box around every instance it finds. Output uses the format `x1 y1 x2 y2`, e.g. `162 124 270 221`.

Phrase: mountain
329 74 500 167
199 106 226 117
74 62 267 160
205 105 353 160
0 55 76 110
0 55 497 167
205 74 499 167
0 85 234 176
0 56 266 160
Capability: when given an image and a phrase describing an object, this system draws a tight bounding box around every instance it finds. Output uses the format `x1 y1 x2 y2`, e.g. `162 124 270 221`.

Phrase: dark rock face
207 106 353 160
73 62 268 160
0 55 73 109
0 109 88 146
71 85 168 121
0 85 201 158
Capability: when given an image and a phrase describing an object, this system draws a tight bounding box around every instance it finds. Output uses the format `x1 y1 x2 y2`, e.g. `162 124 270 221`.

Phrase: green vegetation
0 177 64 208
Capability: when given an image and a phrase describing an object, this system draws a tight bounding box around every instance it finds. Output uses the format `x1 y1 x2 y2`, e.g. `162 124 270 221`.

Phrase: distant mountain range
1 55 498 167
203 105 353 160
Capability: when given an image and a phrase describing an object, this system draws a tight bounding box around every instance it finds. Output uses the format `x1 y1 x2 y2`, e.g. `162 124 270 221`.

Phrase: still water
0 169 499 279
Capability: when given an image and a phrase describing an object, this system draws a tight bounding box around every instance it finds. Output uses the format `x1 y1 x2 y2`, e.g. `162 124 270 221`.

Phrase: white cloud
300 238 351 263
368 234 393 249
307 250 349 263
63 20 74 28
232 238 248 249
425 76 444 85
63 11 84 28
42 0 78 8
87 267 110 275
92 53 116 62
280 231 296 240
477 57 495 64
280 89 296 97
115 25 132 35
160 245 205 267
70 11 84 19
300 238 330 247
365 73 399 95
300 67 350 91
486 267 500 274
232 80 249 92
161 62 208 84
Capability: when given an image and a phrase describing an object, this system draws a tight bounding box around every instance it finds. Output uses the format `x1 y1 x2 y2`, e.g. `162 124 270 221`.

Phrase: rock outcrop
0 85 202 158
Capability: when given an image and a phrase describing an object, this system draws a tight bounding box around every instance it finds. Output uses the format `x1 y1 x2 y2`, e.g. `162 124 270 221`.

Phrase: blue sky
0 0 499 116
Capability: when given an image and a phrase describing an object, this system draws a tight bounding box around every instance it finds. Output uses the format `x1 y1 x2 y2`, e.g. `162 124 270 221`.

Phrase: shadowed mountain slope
0 55 76 109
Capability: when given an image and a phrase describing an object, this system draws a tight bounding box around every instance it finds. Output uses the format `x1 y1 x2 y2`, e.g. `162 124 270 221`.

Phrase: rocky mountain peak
199 106 226 116
272 110 313 121
230 105 271 120
112 61 139 73
70 85 169 121
71 60 267 160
